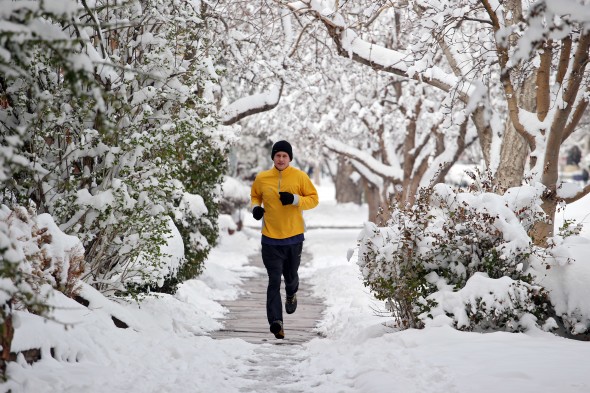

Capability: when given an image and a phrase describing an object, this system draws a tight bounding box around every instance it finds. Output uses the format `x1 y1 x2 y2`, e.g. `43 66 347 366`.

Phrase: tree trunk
471 108 493 168
495 65 537 190
1 304 14 377
530 193 558 247
312 162 321 186
495 121 528 189
363 179 384 224
335 156 362 204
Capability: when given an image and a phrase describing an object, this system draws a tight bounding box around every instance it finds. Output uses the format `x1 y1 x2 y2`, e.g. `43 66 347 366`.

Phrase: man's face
273 151 291 171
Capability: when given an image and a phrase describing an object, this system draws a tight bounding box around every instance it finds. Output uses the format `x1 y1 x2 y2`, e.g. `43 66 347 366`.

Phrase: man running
250 140 319 339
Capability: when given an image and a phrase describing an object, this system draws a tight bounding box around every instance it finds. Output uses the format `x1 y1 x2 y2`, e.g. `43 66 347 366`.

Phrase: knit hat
271 140 293 161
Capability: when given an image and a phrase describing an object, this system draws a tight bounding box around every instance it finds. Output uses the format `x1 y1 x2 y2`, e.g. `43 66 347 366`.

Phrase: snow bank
296 194 590 392
533 236 590 334
2 230 260 393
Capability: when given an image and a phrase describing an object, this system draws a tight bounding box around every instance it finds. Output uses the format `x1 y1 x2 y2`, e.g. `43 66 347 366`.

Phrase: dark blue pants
261 242 303 325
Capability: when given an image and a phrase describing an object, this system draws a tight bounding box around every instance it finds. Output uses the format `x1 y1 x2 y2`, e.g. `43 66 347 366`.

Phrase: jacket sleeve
298 172 319 210
251 176 262 208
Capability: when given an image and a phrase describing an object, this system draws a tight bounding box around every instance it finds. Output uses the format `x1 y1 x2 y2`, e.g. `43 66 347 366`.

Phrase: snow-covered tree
0 0 229 296
215 1 294 126
285 0 590 244
323 77 477 221
222 3 477 221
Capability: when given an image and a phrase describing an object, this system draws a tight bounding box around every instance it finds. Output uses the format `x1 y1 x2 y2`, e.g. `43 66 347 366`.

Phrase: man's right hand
252 206 265 220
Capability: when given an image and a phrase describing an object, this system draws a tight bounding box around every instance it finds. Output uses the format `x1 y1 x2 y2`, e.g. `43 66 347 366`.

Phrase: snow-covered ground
3 179 590 392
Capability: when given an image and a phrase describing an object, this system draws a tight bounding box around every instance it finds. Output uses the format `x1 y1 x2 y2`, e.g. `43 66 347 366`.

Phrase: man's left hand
279 192 294 205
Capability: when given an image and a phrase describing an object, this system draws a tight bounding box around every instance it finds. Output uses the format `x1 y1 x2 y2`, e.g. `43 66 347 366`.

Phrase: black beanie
271 140 293 161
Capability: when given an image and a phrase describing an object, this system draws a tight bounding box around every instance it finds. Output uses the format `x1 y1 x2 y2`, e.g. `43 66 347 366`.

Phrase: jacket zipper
278 170 282 192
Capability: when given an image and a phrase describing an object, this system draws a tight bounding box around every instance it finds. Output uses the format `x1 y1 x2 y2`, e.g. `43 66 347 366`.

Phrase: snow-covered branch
350 160 384 191
562 96 589 142
286 1 470 98
220 83 284 125
561 183 590 204
324 137 403 180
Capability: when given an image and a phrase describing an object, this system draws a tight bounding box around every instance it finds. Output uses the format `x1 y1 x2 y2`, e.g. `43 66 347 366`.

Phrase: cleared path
212 250 324 345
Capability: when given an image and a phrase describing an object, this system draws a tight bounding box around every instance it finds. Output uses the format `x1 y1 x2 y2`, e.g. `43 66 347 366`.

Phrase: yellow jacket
251 165 319 239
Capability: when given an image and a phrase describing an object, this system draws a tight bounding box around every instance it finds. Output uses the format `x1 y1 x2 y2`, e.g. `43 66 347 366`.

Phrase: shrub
218 175 251 231
358 184 552 331
1 204 85 376
528 216 590 337
0 1 229 297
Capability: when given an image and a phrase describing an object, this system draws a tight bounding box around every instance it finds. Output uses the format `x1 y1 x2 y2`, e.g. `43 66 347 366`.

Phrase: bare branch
478 0 501 30
288 21 313 58
461 16 493 26
537 40 552 122
562 98 589 143
363 5 393 28
556 36 572 87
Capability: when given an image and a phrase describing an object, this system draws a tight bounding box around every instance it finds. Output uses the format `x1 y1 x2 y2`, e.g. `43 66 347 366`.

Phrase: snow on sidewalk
3 179 590 392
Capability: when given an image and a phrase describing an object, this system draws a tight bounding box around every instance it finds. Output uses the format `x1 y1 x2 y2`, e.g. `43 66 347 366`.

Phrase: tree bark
495 118 529 189
530 192 558 247
533 32 590 244
334 156 362 204
363 179 384 224
1 305 14 376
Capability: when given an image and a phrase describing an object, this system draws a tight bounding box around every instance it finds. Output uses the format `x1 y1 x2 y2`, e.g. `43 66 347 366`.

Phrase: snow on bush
531 233 590 335
0 1 229 297
1 204 85 373
218 214 238 234
357 184 552 332
220 176 250 209
122 216 185 291
218 176 251 230
1 205 84 299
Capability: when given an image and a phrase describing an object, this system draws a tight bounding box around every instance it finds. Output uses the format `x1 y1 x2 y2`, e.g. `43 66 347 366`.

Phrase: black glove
279 192 294 206
252 206 265 220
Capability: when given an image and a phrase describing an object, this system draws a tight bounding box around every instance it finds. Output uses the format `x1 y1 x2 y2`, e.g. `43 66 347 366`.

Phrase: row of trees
226 0 590 244
282 0 590 243
220 0 590 334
